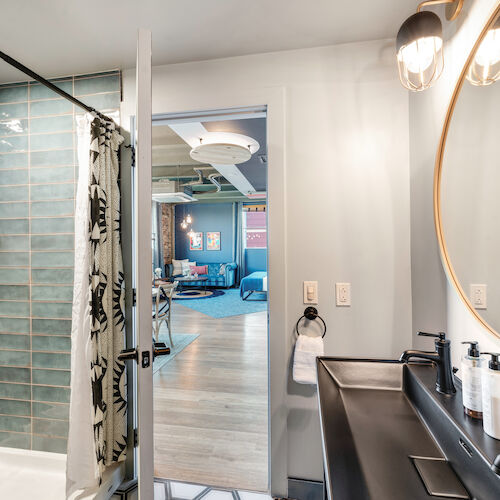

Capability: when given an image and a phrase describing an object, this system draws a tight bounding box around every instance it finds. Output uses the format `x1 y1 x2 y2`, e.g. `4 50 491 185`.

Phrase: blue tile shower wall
0 71 121 453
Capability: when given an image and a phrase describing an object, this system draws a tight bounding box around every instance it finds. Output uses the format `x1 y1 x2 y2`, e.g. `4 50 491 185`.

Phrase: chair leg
167 300 174 348
154 316 159 343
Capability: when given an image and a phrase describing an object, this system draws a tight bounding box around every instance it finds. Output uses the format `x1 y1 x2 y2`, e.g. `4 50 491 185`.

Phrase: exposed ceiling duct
181 167 204 187
193 173 222 194
179 167 224 195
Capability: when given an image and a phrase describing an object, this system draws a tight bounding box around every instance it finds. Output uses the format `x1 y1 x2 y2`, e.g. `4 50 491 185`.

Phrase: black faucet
400 331 456 395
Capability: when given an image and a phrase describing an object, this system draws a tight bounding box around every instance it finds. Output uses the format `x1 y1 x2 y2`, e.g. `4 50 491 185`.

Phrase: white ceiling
0 0 416 83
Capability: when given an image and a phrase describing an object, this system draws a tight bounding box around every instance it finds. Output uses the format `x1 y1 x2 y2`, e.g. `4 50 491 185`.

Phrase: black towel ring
295 307 327 338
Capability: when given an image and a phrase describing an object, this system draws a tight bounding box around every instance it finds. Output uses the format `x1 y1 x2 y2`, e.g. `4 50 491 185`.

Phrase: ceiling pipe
181 168 204 186
193 173 222 194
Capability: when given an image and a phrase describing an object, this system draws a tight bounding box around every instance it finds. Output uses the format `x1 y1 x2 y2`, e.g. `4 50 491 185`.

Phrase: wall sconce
466 17 500 86
396 0 463 91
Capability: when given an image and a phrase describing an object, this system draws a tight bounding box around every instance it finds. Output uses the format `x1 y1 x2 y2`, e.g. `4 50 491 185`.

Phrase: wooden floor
153 301 269 492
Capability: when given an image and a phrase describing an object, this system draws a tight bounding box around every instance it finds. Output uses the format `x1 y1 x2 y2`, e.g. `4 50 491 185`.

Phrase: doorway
150 108 269 493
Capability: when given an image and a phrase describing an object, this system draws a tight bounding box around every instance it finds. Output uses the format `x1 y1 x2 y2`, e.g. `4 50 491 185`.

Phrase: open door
134 29 155 499
122 28 169 499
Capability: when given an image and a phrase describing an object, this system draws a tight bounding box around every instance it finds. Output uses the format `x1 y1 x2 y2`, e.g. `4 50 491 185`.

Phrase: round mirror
436 6 500 338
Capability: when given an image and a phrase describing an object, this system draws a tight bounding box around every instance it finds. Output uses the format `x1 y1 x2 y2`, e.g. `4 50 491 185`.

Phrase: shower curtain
66 114 126 498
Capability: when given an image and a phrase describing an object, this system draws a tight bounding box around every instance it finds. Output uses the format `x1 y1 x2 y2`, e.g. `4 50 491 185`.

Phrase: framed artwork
189 232 203 251
207 231 221 251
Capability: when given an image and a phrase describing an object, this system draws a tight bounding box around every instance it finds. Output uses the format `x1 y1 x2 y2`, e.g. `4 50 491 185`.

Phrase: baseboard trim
287 478 324 500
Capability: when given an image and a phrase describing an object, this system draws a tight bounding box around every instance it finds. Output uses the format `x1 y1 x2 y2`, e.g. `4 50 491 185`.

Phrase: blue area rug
153 332 199 374
174 288 267 318
174 289 225 300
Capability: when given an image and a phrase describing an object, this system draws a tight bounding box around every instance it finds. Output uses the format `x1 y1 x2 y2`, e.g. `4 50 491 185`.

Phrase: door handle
118 348 138 362
119 343 169 365
153 342 170 359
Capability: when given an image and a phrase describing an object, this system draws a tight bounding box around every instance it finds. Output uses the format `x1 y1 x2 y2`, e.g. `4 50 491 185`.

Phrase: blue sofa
167 262 237 288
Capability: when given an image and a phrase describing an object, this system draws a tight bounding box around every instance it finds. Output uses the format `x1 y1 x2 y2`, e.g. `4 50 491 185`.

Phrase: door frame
123 84 288 497
150 88 288 496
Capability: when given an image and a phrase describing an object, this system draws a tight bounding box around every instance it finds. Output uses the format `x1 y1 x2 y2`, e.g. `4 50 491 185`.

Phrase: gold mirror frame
434 3 500 339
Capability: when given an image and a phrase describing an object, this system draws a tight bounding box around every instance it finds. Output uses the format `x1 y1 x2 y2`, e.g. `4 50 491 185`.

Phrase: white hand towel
293 334 324 385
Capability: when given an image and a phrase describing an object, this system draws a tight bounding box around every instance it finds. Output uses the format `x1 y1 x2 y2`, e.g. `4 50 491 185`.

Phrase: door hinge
132 288 136 306
133 428 138 447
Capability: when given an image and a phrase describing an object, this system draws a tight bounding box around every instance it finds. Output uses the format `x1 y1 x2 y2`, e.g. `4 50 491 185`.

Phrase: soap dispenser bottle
461 341 482 419
482 353 500 440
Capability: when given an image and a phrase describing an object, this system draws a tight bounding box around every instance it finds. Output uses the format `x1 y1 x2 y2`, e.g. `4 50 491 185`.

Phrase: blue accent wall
245 248 267 275
175 203 234 263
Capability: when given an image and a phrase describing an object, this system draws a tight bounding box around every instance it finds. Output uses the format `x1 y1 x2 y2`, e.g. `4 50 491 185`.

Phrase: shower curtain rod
0 51 110 118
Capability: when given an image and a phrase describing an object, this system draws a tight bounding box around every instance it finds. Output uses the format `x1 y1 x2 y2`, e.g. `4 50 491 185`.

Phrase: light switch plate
470 284 487 309
303 281 318 304
336 283 351 306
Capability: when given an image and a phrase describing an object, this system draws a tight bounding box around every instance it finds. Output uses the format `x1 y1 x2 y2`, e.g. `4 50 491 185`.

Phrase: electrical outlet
336 283 351 306
470 284 487 309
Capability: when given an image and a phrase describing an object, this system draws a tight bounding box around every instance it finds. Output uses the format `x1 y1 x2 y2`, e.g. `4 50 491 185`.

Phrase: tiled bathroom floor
154 478 272 500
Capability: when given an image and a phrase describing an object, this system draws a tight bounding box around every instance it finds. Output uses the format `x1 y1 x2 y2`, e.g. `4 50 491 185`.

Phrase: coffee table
176 276 209 295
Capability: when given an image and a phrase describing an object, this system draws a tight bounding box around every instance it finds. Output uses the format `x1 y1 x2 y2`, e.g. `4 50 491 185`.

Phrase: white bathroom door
134 28 155 499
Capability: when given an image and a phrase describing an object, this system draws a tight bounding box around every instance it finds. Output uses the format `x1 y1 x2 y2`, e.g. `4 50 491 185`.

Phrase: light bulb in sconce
186 214 193 224
181 219 188 230
396 11 444 92
399 36 443 73
466 18 500 86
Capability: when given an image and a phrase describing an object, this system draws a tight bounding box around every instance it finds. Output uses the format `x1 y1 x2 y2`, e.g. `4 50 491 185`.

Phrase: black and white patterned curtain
67 114 127 497
88 117 127 478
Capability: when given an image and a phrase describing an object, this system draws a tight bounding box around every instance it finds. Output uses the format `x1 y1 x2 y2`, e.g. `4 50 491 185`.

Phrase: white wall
121 39 412 487
409 0 500 366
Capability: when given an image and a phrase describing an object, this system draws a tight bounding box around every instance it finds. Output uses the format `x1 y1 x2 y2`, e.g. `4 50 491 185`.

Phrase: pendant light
186 214 193 224
466 17 500 86
180 201 188 230
177 165 190 230
396 0 463 92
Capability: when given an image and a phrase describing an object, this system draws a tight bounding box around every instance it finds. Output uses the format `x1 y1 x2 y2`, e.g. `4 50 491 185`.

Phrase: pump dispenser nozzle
462 341 480 358
483 352 500 371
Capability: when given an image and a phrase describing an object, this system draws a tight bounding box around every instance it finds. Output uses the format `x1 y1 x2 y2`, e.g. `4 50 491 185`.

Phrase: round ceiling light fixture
190 132 260 165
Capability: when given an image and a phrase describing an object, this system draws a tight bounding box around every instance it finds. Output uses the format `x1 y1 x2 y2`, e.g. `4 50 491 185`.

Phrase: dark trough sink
317 358 500 500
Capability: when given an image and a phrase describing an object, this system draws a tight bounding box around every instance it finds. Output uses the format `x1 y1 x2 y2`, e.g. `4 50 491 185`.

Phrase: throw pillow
181 261 196 275
172 259 188 276
219 264 227 275
191 265 208 275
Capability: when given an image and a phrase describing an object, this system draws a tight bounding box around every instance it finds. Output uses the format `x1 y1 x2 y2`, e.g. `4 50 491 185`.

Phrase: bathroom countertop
407 364 500 464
